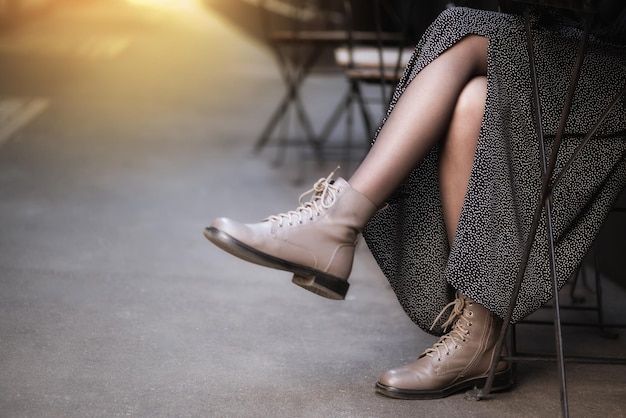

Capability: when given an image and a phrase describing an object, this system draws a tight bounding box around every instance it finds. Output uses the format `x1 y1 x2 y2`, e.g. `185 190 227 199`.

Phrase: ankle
346 180 384 208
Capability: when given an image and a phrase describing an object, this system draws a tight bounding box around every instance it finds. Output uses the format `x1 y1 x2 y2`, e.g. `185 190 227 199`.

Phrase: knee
441 76 487 152
454 76 487 120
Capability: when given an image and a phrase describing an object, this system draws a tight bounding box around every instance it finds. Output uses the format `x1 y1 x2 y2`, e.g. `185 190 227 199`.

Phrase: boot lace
266 168 341 227
424 296 472 361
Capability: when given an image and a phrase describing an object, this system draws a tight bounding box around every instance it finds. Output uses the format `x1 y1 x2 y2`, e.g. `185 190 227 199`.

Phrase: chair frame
254 0 342 171
317 0 416 165
466 2 626 417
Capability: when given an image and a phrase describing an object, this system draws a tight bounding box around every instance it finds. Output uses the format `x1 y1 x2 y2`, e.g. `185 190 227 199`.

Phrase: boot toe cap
207 217 273 249
377 357 443 392
378 365 418 389
208 217 253 238
205 217 246 244
209 217 236 231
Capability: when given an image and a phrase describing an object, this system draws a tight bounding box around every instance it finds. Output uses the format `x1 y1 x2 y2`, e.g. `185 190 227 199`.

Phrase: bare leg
349 35 488 207
206 35 489 300
439 76 487 245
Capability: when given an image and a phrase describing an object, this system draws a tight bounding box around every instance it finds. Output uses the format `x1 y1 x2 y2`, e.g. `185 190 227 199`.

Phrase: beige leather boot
376 293 513 399
204 170 378 300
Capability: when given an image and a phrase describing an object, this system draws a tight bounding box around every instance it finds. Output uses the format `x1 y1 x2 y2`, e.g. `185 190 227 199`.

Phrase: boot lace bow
424 296 472 361
266 168 341 227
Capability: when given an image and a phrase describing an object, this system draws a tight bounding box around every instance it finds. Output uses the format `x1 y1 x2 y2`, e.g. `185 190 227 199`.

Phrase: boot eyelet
468 311 474 317
288 222 293 226
437 358 441 362
446 352 450 356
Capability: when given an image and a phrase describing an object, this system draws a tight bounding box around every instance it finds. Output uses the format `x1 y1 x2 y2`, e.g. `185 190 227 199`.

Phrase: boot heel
292 273 349 300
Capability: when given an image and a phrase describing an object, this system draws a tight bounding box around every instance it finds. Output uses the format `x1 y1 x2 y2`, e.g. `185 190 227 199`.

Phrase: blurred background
0 1 624 417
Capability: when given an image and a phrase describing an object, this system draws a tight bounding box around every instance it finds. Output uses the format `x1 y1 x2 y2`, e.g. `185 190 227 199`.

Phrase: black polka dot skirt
362 7 626 335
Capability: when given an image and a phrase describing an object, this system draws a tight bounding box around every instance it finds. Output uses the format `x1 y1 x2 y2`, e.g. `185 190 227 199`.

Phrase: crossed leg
348 34 489 244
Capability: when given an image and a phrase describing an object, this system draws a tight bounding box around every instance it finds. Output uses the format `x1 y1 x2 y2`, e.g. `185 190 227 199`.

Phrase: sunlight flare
125 0 204 13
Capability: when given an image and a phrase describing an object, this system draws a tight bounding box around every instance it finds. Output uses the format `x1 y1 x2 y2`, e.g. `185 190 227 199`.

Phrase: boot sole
204 226 349 300
374 367 514 400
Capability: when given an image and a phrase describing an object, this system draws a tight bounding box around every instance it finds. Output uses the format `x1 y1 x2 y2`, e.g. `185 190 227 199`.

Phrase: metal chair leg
467 7 596 417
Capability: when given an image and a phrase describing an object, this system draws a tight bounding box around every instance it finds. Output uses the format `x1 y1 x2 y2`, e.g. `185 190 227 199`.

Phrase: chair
254 0 345 171
511 188 626 340
255 0 416 174
317 0 416 165
514 218 626 339
466 1 626 417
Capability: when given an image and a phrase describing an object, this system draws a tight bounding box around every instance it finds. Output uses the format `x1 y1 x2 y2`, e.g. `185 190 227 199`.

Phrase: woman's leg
373 74 510 400
348 35 488 207
439 76 487 245
206 35 489 300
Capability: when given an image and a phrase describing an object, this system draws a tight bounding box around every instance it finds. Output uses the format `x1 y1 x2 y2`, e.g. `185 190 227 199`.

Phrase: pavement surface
1 1 625 417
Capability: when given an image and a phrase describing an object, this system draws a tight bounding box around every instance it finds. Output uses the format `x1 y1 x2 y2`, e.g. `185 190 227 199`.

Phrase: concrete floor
0 1 625 417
